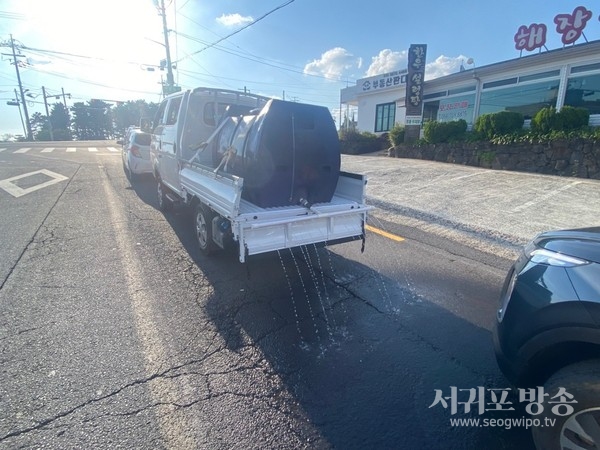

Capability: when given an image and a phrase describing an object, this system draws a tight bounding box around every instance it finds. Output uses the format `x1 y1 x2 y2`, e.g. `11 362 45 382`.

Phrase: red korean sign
514 5 596 52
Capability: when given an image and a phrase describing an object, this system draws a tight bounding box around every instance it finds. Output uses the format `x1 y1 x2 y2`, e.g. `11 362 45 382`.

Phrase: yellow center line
365 224 405 242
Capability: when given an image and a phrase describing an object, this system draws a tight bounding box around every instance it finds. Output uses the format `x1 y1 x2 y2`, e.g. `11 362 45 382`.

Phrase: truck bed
180 162 371 262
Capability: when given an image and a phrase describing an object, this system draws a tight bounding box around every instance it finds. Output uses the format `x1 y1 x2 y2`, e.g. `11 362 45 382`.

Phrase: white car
120 128 152 180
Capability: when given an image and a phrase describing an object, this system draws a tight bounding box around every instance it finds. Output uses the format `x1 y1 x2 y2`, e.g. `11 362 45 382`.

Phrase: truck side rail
180 161 244 218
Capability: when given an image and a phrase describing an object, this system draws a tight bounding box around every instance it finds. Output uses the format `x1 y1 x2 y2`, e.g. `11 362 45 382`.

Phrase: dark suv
493 227 600 449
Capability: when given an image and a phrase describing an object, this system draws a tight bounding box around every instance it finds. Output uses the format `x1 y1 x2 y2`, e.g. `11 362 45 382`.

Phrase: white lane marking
41 147 55 153
513 182 583 212
100 168 196 448
88 147 98 152
107 147 119 152
0 148 6 153
0 169 69 198
66 147 76 152
14 147 31 153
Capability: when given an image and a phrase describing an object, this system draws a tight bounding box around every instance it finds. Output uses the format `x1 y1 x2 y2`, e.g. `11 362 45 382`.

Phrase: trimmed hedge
474 111 524 139
388 123 405 146
531 106 590 133
339 129 389 154
423 119 467 143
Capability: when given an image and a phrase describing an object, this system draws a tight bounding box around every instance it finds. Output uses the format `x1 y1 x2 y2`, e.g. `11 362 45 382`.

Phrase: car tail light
528 248 589 267
130 145 142 157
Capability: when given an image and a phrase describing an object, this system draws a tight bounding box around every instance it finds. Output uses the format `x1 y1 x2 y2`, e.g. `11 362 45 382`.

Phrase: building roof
424 39 600 89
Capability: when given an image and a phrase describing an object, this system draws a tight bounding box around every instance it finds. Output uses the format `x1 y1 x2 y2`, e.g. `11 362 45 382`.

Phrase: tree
49 103 72 141
29 112 51 141
71 100 113 140
112 100 159 135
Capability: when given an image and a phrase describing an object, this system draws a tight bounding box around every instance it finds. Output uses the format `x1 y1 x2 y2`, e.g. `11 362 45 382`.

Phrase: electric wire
174 0 295 64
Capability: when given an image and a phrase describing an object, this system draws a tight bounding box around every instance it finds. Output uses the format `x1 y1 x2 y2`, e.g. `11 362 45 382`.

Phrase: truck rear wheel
194 203 217 255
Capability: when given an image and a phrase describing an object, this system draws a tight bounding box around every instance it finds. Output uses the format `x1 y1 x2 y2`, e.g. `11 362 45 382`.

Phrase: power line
0 11 26 20
175 0 295 64
174 30 355 84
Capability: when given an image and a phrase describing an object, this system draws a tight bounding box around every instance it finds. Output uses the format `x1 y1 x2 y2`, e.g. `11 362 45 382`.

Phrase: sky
1 0 600 136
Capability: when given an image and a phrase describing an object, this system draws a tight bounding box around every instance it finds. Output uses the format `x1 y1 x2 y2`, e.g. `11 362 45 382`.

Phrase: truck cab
151 88 269 196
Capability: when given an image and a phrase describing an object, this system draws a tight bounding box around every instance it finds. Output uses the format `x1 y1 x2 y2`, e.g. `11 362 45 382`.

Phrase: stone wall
390 139 600 179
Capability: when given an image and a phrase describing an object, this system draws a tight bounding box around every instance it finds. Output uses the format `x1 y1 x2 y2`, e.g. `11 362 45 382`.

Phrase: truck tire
156 178 172 211
194 203 217 255
531 359 600 450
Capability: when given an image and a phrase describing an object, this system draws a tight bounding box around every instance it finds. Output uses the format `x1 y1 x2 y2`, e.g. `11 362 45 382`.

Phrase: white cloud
216 13 254 27
364 50 472 80
366 49 407 76
303 47 360 80
425 54 471 79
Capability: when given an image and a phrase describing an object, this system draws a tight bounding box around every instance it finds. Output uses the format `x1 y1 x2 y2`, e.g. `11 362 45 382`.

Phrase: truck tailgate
232 173 372 262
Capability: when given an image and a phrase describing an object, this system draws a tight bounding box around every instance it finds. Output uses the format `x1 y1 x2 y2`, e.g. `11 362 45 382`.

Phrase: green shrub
388 123 405 146
465 130 487 142
474 111 524 139
423 119 467 143
493 111 524 135
531 107 558 133
339 129 385 154
557 105 590 131
474 114 493 139
531 106 589 133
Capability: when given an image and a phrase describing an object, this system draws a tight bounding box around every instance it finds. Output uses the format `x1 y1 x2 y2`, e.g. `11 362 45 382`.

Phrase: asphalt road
1 142 598 449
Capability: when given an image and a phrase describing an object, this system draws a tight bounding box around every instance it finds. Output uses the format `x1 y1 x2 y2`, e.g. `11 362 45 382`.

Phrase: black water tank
217 99 341 208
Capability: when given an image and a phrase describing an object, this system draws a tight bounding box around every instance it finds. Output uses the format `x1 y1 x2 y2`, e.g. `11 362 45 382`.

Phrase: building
340 39 600 134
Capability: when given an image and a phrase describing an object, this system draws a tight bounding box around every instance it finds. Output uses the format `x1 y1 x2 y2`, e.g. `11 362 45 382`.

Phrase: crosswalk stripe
7 146 123 154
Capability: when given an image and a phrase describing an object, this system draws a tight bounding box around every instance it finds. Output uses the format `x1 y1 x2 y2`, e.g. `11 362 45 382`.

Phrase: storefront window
437 94 476 124
565 73 600 115
374 102 396 132
423 93 476 125
479 79 559 119
423 100 439 123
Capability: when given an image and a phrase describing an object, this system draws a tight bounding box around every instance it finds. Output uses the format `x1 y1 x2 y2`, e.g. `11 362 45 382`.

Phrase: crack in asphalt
0 343 281 443
0 165 82 292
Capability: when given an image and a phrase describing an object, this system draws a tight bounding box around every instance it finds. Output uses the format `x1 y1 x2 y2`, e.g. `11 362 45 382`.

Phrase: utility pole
62 88 70 110
41 87 72 140
9 35 32 140
13 88 26 136
158 0 175 94
42 86 54 141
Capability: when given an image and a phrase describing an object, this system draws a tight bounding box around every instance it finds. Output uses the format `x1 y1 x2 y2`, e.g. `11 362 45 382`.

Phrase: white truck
150 87 371 263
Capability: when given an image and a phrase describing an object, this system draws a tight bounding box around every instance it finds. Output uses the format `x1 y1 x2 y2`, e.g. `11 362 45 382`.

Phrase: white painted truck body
151 87 371 262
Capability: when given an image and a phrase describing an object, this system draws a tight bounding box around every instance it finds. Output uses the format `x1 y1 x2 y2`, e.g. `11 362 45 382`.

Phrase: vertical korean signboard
405 44 427 143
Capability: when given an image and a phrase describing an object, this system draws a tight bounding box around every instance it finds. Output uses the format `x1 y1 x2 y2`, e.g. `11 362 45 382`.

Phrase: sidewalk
341 154 600 258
